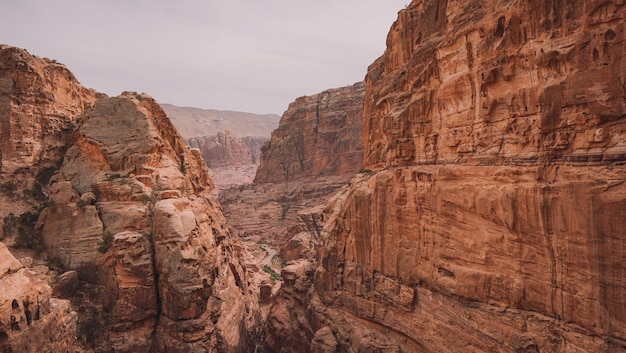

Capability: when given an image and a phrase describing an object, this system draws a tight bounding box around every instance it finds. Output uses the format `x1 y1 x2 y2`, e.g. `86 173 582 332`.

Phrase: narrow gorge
0 0 625 352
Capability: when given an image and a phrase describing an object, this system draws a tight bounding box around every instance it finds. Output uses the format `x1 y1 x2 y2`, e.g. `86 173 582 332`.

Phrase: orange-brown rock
0 45 97 176
33 92 261 352
0 45 98 216
310 1 626 352
255 82 365 184
221 82 366 252
187 131 267 168
0 242 80 353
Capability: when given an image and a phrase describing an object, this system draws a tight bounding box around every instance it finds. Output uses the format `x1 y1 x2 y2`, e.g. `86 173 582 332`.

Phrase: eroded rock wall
35 92 261 352
0 45 97 175
255 82 365 184
187 131 267 168
221 82 366 250
311 1 626 352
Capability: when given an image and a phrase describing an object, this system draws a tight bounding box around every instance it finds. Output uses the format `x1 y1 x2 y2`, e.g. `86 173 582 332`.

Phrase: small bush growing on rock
263 264 283 283
11 211 45 254
97 231 114 253
76 198 88 209
0 181 17 197
104 173 122 181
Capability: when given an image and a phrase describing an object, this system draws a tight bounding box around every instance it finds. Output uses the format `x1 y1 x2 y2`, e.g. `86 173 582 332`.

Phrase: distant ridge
161 103 280 139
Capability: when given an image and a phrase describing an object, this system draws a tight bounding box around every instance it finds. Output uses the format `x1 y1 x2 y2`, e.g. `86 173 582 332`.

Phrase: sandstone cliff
36 92 261 352
303 1 626 352
187 131 267 168
0 46 263 352
255 82 365 184
0 45 97 352
0 44 98 215
0 243 80 353
220 82 366 250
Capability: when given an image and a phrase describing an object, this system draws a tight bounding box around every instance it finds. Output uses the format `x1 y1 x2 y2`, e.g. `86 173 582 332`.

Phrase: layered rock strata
307 1 626 352
255 82 365 184
187 131 267 168
0 45 97 352
220 82 366 250
34 92 261 352
0 243 79 353
0 45 97 214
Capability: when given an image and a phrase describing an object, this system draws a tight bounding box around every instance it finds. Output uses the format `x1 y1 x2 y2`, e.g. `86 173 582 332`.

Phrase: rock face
0 242 79 353
255 82 365 184
0 45 97 176
220 82 366 249
307 1 626 352
0 45 98 215
34 92 261 352
187 131 267 168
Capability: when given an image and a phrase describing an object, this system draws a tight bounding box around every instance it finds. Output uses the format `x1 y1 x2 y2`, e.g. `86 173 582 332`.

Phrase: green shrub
12 211 44 254
262 264 283 283
76 198 88 209
0 181 17 196
97 231 114 253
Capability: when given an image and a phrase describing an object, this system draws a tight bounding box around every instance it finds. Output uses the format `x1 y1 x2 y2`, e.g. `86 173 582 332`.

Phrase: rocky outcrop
0 242 79 353
0 45 98 215
221 82 366 251
0 45 97 176
255 82 365 184
187 131 267 168
308 1 626 352
32 92 261 352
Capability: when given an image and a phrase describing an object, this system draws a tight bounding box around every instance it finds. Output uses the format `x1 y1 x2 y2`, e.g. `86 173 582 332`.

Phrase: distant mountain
161 104 280 139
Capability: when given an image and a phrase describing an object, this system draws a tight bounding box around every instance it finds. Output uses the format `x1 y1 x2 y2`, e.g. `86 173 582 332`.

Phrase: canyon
265 1 626 352
0 45 264 352
163 105 280 193
1 0 625 352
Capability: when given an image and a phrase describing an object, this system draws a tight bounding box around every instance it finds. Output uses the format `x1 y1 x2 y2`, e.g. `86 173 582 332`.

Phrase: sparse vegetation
97 231 114 253
104 173 122 181
5 211 45 254
359 169 374 175
263 264 283 283
0 181 17 197
76 198 88 209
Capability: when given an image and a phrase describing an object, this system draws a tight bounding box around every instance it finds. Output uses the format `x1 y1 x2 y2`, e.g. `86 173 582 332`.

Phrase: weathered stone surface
310 327 337 353
34 91 261 351
309 1 626 352
0 45 97 176
0 45 98 218
255 82 365 184
0 242 79 353
221 82 366 251
187 131 267 168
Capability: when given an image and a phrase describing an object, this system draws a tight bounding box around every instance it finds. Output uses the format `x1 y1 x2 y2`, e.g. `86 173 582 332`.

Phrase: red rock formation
35 92 261 352
187 131 267 168
0 45 97 175
220 82 366 252
0 45 98 215
0 243 80 353
255 82 365 184
0 46 263 352
309 1 626 352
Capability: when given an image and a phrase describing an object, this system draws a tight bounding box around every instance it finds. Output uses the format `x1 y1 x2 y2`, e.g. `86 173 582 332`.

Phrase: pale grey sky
1 1 406 114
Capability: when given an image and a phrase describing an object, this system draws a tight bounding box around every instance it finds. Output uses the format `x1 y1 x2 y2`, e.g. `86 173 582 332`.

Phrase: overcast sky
1 1 406 114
